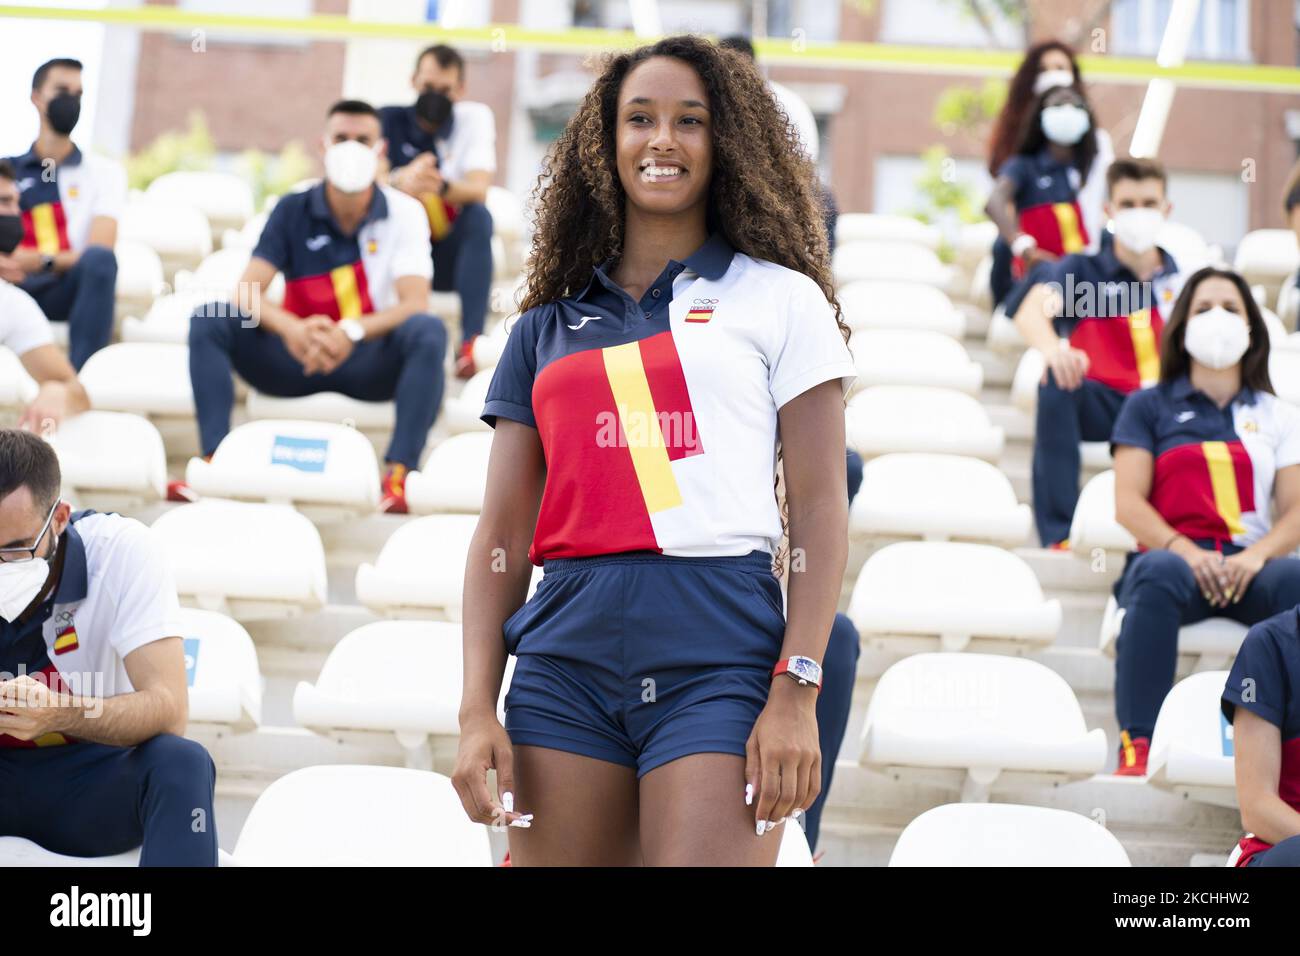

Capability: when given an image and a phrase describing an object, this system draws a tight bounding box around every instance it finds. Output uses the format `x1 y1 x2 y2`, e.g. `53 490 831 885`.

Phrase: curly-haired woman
451 35 856 866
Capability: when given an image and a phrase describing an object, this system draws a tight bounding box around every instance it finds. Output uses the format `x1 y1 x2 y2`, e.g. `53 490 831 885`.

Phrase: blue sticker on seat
184 637 200 688
271 436 329 473
1220 709 1234 757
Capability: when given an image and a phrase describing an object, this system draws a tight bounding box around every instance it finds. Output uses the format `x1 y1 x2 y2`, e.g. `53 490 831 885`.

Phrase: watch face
789 657 820 683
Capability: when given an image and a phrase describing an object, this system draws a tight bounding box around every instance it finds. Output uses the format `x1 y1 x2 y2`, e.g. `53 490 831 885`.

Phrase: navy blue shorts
502 549 787 778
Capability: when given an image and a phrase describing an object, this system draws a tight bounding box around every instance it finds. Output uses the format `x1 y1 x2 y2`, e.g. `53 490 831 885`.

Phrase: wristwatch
339 318 365 343
438 178 451 197
1011 233 1037 258
39 253 55 273
772 656 823 693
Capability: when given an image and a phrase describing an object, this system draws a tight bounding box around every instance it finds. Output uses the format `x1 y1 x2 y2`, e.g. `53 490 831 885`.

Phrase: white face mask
1040 103 1091 145
1034 69 1075 95
0 556 51 623
1111 207 1165 254
323 140 379 194
1184 306 1251 370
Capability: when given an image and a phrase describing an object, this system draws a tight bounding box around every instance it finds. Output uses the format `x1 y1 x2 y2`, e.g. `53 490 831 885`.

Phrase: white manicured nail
509 819 531 828
503 791 514 813
756 820 765 836
745 783 754 806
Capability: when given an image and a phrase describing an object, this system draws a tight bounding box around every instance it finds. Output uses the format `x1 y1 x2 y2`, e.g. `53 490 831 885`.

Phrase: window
571 0 839 42
1110 0 1251 62
880 0 1022 48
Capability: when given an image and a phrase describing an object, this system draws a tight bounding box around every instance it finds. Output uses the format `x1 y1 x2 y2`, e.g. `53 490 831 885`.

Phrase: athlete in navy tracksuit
1109 267 1300 777
454 37 857 866
1222 609 1300 866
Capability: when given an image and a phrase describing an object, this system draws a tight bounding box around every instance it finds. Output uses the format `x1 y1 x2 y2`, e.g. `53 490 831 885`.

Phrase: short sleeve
105 520 184 659
1110 390 1158 456
768 272 857 410
997 155 1032 194
1272 397 1300 470
0 282 54 356
384 189 434 281
1001 256 1068 321
481 308 540 429
458 103 498 175
251 198 293 273
89 157 127 223
1222 616 1292 728
378 107 408 169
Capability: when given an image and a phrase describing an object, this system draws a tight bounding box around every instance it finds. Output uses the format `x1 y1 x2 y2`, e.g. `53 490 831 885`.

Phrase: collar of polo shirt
572 232 735 303
15 143 83 169
1095 229 1176 280
307 180 388 236
1170 372 1258 408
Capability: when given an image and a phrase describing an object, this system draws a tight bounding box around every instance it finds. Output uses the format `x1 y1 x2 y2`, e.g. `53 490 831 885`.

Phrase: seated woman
1110 265 1300 776
1222 609 1300 866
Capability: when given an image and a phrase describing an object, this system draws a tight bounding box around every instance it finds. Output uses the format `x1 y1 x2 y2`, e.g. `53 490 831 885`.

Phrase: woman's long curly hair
519 34 849 577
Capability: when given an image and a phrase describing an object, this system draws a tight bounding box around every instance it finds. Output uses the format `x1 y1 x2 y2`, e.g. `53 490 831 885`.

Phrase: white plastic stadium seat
956 221 999 274
846 386 1004 463
471 317 511 373
889 803 1129 866
230 765 492 866
293 620 511 768
152 500 327 620
245 389 395 431
1278 268 1299 330
1146 670 1236 807
51 411 167 509
1156 220 1213 275
1234 229 1300 293
441 367 494 434
1010 347 1046 413
832 241 950 288
1269 350 1300 406
221 210 270 252
850 330 982 396
835 213 942 250
1069 470 1137 555
405 432 491 514
0 346 39 410
179 607 263 730
1098 595 1247 672
113 238 166 315
356 514 540 619
862 653 1106 801
0 837 141 866
186 419 380 519
849 453 1031 546
775 822 815 867
837 280 965 339
985 303 1023 353
119 199 213 278
969 254 993 311
848 542 1060 655
79 343 195 418
146 171 255 242
121 290 208 344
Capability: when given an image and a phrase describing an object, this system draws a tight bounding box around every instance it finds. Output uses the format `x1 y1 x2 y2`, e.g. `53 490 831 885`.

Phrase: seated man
1 58 123 371
0 160 89 430
1006 157 1183 547
380 43 496 379
0 429 216 865
187 99 447 513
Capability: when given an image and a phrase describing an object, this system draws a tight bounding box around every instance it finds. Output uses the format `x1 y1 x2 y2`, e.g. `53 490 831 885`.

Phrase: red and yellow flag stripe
20 202 70 255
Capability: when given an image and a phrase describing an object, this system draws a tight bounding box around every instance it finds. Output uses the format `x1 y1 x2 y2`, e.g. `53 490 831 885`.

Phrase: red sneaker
166 479 199 503
380 463 409 514
455 337 478 380
1047 539 1071 552
1114 732 1150 776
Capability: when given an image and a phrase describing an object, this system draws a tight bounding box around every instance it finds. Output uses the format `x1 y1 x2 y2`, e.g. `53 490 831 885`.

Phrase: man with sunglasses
0 429 216 865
